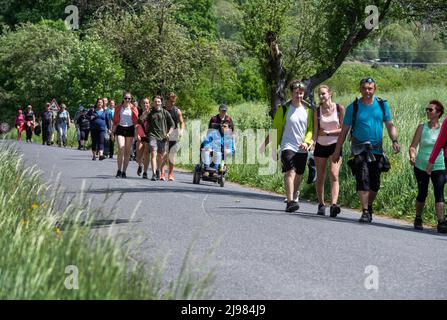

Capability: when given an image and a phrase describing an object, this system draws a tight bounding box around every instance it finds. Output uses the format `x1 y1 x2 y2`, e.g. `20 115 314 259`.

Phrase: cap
79 105 85 111
219 104 228 112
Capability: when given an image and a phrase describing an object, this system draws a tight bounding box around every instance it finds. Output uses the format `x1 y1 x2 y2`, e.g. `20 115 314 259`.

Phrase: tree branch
305 0 393 105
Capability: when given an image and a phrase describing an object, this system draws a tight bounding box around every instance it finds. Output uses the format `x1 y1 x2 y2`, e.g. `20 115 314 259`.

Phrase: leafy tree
173 0 218 39
214 0 243 41
66 36 125 107
379 23 417 63
413 31 446 65
90 4 214 99
0 21 77 110
0 0 68 28
0 21 124 118
239 0 447 116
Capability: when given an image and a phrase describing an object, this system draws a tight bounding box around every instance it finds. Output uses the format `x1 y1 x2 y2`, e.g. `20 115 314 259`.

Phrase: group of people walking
15 77 447 233
261 77 447 233
15 101 71 147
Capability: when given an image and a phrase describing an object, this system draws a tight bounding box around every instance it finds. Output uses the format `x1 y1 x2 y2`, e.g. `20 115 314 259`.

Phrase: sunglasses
426 107 436 113
292 83 306 90
124 98 131 101
360 77 375 85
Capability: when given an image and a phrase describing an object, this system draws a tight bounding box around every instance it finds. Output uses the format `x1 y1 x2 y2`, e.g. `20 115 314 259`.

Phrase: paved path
15 142 447 299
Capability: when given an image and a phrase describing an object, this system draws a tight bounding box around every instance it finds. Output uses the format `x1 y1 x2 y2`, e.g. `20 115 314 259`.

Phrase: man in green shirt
146 95 175 181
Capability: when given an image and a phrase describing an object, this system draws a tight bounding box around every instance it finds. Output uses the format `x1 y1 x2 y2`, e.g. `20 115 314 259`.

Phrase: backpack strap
377 98 386 119
281 100 296 121
316 107 321 130
350 97 387 145
350 98 359 137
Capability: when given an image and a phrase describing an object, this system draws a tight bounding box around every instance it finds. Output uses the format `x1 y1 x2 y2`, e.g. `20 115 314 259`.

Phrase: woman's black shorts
115 125 135 138
314 142 340 159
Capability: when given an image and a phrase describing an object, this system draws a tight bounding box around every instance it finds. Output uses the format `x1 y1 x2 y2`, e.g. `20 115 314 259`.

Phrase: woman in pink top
15 109 25 141
312 85 345 217
426 101 447 175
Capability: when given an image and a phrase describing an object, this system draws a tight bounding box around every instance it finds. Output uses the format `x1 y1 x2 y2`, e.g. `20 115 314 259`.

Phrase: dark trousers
91 129 105 152
414 167 445 203
104 138 110 155
25 124 33 141
42 123 52 145
109 139 114 157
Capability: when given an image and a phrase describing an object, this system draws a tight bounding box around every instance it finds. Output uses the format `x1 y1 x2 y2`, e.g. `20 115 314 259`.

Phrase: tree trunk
267 33 286 118
266 0 393 116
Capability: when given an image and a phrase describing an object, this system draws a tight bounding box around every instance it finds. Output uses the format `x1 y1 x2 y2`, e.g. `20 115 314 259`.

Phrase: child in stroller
193 122 235 187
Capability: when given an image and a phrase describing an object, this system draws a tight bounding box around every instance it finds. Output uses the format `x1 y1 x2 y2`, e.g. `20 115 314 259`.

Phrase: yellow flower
55 227 62 239
31 203 39 210
21 219 28 226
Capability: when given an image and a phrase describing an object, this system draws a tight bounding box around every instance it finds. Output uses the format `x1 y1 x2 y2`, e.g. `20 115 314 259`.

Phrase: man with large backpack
332 77 400 223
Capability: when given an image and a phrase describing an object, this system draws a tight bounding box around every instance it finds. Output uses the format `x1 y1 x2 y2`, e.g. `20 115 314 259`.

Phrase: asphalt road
15 141 447 299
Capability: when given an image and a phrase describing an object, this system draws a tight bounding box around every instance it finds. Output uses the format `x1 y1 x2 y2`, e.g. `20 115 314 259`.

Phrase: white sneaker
284 191 300 203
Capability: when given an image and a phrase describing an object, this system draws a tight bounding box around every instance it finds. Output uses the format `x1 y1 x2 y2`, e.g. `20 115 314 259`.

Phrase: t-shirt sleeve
343 104 354 126
383 100 392 122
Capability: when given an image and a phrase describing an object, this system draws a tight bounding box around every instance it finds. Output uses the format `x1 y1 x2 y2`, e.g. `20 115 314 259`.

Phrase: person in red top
426 100 447 175
112 91 139 178
15 109 25 141
208 104 234 131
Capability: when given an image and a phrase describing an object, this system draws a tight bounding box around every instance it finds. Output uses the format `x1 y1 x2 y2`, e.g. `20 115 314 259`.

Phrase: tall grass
0 141 214 299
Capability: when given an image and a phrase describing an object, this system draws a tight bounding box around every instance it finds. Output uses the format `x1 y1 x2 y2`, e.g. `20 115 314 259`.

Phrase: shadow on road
65 185 283 202
217 205 446 237
59 218 140 230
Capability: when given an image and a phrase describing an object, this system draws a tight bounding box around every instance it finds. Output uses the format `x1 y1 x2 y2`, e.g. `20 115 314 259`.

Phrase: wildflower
21 219 28 226
31 203 39 210
55 227 62 239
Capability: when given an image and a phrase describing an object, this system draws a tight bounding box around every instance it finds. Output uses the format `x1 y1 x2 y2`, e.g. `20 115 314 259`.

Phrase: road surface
15 142 447 299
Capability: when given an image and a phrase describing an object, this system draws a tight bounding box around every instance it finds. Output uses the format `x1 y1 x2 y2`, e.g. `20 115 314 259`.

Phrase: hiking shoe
142 172 148 179
121 171 127 179
330 204 341 218
92 156 96 161
317 203 326 216
168 173 175 181
160 172 166 181
359 209 371 223
116 170 122 178
99 156 105 161
414 216 423 230
284 192 300 203
151 174 157 181
137 165 142 176
437 220 447 234
285 201 299 213
155 170 160 180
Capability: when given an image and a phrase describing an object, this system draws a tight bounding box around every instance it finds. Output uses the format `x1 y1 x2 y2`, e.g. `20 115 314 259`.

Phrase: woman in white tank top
312 85 345 217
